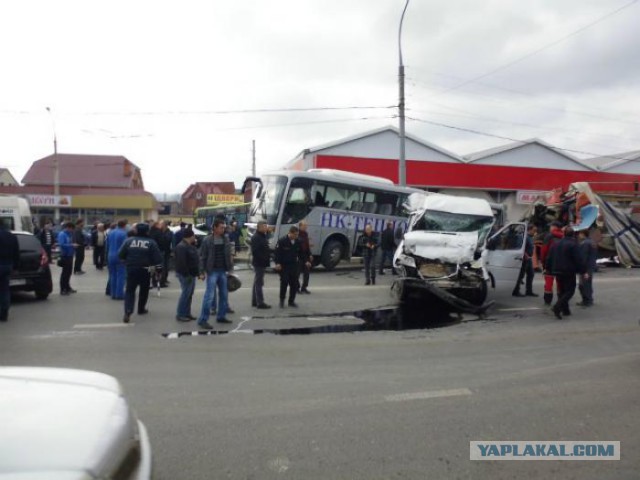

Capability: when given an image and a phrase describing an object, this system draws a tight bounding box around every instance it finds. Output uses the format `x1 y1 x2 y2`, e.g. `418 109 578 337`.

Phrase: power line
0 105 396 116
427 0 639 98
407 74 640 127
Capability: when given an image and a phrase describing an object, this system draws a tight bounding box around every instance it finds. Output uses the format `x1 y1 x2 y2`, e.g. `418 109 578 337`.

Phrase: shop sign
516 191 546 205
206 194 244 205
27 195 73 207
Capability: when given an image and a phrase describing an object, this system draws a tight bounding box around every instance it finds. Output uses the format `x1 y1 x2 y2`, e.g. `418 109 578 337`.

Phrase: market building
0 154 157 226
284 126 640 220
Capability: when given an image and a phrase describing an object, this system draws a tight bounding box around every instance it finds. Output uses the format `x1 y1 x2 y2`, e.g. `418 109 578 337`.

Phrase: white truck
392 192 527 314
0 195 33 232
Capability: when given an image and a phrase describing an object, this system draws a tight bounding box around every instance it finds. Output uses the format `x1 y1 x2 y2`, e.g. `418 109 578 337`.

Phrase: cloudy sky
1 0 638 193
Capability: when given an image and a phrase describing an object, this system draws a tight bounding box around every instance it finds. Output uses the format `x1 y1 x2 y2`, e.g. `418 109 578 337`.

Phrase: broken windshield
412 210 494 244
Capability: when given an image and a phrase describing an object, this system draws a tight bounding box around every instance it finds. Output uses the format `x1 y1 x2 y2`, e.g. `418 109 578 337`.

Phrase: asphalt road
1 260 639 479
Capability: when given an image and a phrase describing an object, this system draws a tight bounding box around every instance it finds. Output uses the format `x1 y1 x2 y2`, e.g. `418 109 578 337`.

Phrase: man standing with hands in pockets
251 221 271 309
274 226 310 308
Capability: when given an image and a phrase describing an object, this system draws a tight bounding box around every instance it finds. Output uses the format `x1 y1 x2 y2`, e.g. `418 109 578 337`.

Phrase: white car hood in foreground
0 368 145 480
401 230 479 264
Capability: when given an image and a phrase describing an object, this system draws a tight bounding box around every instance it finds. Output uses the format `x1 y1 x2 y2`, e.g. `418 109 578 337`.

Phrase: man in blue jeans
197 219 233 329
174 229 199 321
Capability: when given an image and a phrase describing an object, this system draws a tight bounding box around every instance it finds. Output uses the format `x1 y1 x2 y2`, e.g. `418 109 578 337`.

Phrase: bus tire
321 240 343 271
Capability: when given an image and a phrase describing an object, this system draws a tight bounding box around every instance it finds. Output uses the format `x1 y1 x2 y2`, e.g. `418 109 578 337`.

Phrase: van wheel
321 240 343 271
35 290 49 300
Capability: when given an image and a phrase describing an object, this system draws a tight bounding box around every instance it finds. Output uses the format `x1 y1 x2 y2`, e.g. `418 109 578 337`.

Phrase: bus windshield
249 175 287 225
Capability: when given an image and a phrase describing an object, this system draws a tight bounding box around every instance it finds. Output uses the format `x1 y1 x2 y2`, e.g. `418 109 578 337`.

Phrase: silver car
0 367 152 480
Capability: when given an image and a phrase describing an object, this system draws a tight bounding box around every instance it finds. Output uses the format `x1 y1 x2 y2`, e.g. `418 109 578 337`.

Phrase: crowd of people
512 220 598 318
1 211 600 325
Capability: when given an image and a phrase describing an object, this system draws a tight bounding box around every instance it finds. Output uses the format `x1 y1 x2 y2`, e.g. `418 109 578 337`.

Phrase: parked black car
10 231 53 300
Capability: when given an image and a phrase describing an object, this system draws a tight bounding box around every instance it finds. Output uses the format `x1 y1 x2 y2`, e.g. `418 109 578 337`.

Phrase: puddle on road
162 301 479 338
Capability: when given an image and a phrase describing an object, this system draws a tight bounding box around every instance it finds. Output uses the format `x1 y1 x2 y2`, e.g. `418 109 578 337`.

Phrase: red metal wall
315 155 640 192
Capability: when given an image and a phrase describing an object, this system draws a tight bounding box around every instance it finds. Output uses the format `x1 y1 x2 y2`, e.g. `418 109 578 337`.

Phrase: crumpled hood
401 230 479 264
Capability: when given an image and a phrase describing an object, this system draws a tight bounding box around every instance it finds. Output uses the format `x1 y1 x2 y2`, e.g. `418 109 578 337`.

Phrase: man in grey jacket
197 219 233 329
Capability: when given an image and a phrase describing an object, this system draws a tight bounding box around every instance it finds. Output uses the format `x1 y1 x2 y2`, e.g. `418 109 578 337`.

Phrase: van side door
485 223 527 289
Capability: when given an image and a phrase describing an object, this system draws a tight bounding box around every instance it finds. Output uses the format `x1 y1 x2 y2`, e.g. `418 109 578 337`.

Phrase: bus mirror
242 177 261 194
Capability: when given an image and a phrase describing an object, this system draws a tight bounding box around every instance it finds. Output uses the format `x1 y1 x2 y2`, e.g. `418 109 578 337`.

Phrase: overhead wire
426 0 639 98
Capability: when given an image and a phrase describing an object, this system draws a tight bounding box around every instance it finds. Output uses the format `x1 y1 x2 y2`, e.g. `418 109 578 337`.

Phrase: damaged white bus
392 192 527 314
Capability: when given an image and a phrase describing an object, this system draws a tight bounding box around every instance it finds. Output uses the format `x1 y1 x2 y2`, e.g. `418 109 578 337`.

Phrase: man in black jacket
150 220 173 287
274 226 309 308
251 221 271 309
73 218 86 274
577 229 598 307
174 229 199 321
360 224 378 285
118 223 163 323
379 221 397 275
548 226 585 319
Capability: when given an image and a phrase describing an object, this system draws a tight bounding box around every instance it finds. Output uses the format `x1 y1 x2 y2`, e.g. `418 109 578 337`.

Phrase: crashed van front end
392 193 495 314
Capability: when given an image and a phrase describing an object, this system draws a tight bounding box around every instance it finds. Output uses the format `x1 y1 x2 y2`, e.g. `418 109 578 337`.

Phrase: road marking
73 323 133 328
497 307 541 312
384 388 472 402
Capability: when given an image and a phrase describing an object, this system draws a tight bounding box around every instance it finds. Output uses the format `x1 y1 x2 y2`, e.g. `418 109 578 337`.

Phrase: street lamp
398 0 410 186
46 107 60 223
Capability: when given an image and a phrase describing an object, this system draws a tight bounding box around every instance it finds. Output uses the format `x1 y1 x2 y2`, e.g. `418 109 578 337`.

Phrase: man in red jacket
540 221 564 305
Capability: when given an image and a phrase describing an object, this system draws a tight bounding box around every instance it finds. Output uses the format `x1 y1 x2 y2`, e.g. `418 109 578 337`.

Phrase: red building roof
22 154 145 189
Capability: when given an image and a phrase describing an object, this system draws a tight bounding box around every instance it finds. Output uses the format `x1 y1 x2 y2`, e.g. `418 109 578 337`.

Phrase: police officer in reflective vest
118 223 163 323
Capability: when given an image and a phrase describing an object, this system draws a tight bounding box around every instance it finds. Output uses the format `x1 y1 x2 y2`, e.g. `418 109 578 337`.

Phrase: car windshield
412 210 495 245
248 175 287 225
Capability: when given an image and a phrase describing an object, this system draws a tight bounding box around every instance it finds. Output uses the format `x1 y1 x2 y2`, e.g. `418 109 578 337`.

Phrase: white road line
384 388 472 402
497 307 542 312
73 323 133 329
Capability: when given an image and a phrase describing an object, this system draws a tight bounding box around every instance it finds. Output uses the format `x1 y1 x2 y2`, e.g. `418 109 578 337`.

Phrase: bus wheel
321 240 343 271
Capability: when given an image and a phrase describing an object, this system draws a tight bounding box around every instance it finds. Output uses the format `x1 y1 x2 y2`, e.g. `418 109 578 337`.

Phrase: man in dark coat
274 226 309 308
174 228 199 321
547 226 584 319
360 224 378 285
297 221 313 294
150 220 173 287
577 229 598 307
73 218 86 274
379 221 397 275
251 221 271 309
512 223 538 297
0 224 20 321
118 223 163 323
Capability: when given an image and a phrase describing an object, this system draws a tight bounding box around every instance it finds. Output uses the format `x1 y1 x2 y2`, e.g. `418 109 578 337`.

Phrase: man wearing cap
251 221 271 309
174 228 199 321
118 223 163 323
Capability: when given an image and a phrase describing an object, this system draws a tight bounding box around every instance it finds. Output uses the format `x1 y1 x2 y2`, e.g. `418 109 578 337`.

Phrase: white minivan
392 192 526 313
0 195 33 232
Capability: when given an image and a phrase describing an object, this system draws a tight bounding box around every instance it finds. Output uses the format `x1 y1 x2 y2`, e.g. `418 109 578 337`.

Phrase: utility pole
46 107 60 223
398 0 410 186
252 139 256 177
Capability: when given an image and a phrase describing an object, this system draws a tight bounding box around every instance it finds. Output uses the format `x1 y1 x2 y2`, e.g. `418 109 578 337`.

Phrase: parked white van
0 195 33 233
